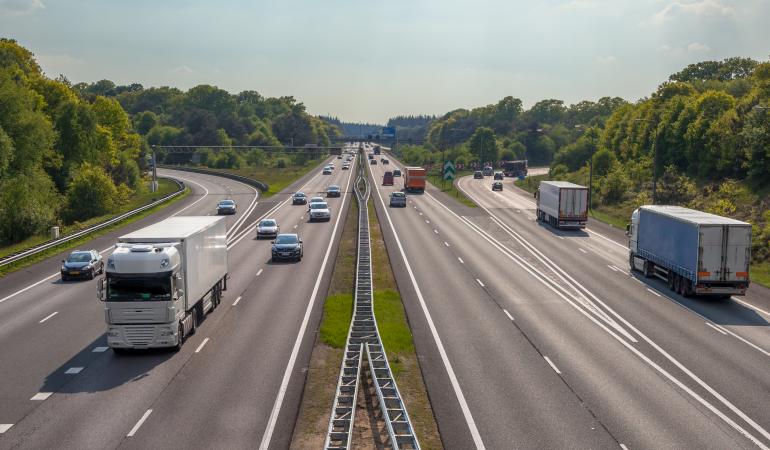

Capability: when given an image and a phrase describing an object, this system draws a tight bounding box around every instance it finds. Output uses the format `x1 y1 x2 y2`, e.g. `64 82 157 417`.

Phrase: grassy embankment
515 174 770 287
292 189 441 449
205 158 325 198
0 179 188 278
426 169 476 208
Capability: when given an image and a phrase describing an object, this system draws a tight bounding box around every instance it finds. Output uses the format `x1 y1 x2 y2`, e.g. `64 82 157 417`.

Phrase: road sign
382 127 396 138
443 160 455 181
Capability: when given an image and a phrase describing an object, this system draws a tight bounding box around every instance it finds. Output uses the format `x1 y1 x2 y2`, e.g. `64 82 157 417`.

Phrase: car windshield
294 192 305 197
260 220 276 227
275 235 298 244
310 203 328 209
392 193 405 198
310 197 323 202
107 275 171 301
67 252 91 262
219 200 234 206
329 186 339 190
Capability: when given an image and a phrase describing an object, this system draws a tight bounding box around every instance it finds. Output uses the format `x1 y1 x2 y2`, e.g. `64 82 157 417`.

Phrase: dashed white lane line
476 279 485 287
543 356 562 374
619 444 630 450
195 338 210 353
732 297 770 318
433 229 439 234
92 346 108 353
458 257 464 264
607 265 618 272
127 409 152 437
578 248 588 254
294 224 298 229
39 311 58 323
706 322 728 335
503 309 515 321
646 288 662 298
65 367 83 374
30 392 53 401
419 212 423 216
557 236 565 240
256 269 263 277
233 296 242 306
425 220 430 224
444 242 450 247
633 278 644 285
0 424 13 434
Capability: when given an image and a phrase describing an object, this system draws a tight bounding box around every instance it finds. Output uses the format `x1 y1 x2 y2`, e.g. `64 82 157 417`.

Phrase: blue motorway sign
382 127 396 138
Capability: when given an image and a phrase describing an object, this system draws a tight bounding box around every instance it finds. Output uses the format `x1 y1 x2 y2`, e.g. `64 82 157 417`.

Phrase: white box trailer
99 216 228 351
536 181 588 229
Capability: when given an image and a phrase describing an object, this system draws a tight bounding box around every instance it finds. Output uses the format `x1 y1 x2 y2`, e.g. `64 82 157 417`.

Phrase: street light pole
150 144 158 193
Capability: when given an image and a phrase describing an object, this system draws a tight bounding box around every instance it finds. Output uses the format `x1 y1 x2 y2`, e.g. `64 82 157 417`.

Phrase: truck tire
643 260 654 278
172 322 184 352
667 272 675 291
629 254 635 271
682 279 692 298
673 274 681 294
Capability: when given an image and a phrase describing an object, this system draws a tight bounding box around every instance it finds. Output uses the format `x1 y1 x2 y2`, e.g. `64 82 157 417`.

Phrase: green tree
64 163 119 222
0 168 60 243
468 127 497 164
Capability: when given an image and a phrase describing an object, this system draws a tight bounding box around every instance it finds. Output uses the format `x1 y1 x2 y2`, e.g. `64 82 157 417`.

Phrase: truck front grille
124 326 156 346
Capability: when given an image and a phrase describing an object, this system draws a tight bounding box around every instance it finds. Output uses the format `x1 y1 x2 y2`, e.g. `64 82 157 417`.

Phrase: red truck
404 167 426 193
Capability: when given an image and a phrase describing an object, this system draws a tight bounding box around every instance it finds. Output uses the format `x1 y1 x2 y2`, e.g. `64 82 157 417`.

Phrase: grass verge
0 181 188 279
426 170 476 208
207 158 324 198
751 262 770 288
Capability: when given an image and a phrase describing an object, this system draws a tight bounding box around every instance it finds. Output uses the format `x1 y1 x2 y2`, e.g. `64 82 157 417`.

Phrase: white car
309 196 325 205
256 218 279 239
309 202 331 222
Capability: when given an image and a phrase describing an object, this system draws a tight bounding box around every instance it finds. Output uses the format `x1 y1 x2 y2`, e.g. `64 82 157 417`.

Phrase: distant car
474 170 483 179
393 168 402 177
323 166 332 175
327 185 341 197
61 249 103 281
370 159 377 165
337 155 342 159
342 164 350 170
382 158 389 165
493 171 504 180
492 181 503 191
389 191 407 207
309 201 331 221
292 192 307 205
256 219 280 239
368 154 374 160
217 199 237 215
271 233 303 262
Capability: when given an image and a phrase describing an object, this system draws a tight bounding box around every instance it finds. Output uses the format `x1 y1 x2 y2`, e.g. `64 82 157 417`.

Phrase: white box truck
536 181 588 229
98 216 228 352
628 205 751 297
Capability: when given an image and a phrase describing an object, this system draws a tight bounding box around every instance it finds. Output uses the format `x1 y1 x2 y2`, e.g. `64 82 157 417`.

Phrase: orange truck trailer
404 167 426 193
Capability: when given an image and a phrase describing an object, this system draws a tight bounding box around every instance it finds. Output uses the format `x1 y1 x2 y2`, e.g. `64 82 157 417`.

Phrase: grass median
427 170 476 208
205 158 324 198
0 179 188 278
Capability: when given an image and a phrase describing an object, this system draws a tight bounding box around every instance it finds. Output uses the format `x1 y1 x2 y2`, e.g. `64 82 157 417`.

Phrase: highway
0 155 353 449
368 152 770 449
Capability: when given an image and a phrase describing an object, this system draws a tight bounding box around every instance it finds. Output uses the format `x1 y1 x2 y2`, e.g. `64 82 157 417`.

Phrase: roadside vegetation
426 170 477 208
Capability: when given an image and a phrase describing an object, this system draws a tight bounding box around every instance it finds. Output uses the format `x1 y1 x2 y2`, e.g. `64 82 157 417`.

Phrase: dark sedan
271 233 303 262
292 192 308 205
492 181 503 191
327 185 341 197
61 250 103 281
217 199 237 215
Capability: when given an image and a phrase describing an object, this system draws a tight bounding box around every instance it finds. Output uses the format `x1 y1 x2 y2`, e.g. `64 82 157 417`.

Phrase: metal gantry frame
323 147 419 450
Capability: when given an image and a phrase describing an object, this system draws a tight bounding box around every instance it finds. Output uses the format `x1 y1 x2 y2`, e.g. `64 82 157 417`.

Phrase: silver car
256 218 280 239
389 192 407 207
309 202 331 221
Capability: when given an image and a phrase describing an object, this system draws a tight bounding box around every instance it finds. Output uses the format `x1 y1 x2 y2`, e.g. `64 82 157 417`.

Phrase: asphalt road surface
0 154 354 449
368 151 770 450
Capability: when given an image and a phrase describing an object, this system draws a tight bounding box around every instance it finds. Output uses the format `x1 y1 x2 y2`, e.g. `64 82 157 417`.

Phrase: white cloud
172 65 194 74
658 42 711 55
652 0 734 25
686 42 710 53
596 55 617 63
556 0 597 11
0 0 44 15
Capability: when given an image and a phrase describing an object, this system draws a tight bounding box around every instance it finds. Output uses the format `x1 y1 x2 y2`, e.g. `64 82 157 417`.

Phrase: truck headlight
107 329 120 337
159 329 174 336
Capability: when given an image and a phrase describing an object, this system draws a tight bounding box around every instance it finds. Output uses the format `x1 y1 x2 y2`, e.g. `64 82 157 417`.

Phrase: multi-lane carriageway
369 152 770 450
2 142 770 450
0 152 355 449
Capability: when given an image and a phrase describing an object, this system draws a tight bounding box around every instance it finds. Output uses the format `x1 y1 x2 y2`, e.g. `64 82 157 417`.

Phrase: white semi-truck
628 205 751 297
98 216 228 352
536 181 589 229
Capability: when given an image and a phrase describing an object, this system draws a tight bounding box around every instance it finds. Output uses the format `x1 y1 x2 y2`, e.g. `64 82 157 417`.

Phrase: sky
1 0 769 123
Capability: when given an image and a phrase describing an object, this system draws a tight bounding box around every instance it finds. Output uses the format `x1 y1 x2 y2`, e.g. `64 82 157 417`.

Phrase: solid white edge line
706 322 728 335
732 297 770 318
620 444 630 450
543 356 562 374
367 163 486 450
503 309 514 321
607 265 618 272
195 337 210 353
646 288 662 298
458 257 465 264
0 424 13 434
259 161 354 450
256 269 263 277
166 175 210 216
444 241 450 247
127 409 152 437
38 311 58 323
233 296 242 306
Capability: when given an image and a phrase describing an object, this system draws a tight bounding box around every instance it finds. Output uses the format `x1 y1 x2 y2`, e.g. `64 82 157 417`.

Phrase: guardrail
157 165 269 192
323 149 419 450
0 177 185 268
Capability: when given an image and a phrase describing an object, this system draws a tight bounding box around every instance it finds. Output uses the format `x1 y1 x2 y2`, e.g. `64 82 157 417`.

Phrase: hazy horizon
2 0 768 123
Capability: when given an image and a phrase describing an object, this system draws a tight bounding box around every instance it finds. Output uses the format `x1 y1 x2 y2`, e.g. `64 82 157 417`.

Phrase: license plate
70 271 80 275
281 252 291 256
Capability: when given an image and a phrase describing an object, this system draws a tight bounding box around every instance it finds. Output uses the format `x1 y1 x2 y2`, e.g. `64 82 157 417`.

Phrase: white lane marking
503 309 514 321
578 248 588 254
557 236 565 240
30 392 53 401
433 229 439 234
195 337 210 353
646 288 662 298
444 242 450 247
233 296 242 306
620 444 629 450
65 367 83 374
733 297 770 318
256 269 263 277
367 163 486 450
607 265 618 272
543 356 562 374
127 409 152 437
419 212 423 216
167 175 210 216
39 311 58 323
612 266 630 275
633 278 644 285
706 322 728 335
92 346 108 352
585 228 628 250
0 272 59 305
458 257 465 264
260 161 354 450
294 224 298 229
476 279 485 287
0 424 13 434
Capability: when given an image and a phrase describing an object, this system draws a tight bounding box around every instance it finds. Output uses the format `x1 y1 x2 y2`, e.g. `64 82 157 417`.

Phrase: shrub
0 169 61 244
64 163 118 222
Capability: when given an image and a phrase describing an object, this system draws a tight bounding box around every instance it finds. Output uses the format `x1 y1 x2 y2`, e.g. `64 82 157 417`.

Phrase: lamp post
635 118 660 205
150 145 158 193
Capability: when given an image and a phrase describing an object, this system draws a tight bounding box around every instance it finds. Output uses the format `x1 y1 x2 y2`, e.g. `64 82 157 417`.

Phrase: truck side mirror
625 224 631 236
97 278 106 302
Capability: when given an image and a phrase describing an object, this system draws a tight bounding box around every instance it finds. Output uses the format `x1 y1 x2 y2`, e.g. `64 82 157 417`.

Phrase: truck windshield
107 276 172 301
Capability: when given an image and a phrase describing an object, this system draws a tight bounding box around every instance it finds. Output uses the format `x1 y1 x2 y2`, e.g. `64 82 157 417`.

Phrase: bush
64 163 119 222
0 169 61 244
600 166 630 204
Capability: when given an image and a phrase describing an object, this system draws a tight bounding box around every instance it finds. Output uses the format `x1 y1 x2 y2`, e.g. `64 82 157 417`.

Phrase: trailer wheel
682 280 692 298
673 274 681 294
643 261 654 278
667 273 675 291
